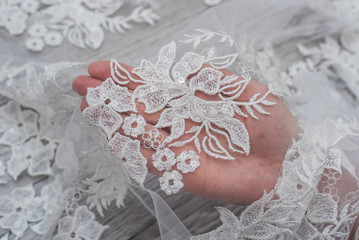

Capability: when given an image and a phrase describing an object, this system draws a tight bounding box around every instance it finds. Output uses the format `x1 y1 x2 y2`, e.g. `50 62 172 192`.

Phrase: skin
73 60 297 205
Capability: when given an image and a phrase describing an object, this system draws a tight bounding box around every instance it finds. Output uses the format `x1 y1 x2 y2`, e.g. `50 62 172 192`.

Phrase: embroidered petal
7 148 29 181
306 193 338 224
134 82 187 114
132 60 158 82
189 67 223 95
213 117 250 155
155 41 176 80
73 206 96 229
172 52 205 83
83 104 123 138
0 214 28 237
77 220 108 240
56 216 74 234
11 185 35 204
0 197 14 216
23 198 46 222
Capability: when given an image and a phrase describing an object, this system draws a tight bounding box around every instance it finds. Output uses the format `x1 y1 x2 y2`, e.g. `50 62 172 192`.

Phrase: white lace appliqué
83 32 276 195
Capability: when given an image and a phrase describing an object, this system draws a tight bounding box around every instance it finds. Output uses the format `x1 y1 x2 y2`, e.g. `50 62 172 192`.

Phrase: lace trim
192 120 359 240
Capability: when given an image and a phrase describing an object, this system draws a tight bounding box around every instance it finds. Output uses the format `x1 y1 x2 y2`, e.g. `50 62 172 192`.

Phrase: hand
73 60 297 205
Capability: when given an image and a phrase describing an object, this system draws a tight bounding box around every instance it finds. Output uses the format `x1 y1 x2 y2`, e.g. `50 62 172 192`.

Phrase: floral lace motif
192 120 359 240
83 33 276 194
0 0 160 51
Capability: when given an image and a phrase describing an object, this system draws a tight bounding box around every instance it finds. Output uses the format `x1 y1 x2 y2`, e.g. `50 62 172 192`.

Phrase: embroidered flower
0 185 46 237
109 133 148 185
7 138 56 180
152 148 176 171
0 101 38 146
122 114 146 138
0 5 27 35
27 23 48 38
20 0 40 14
159 170 184 195
86 78 136 113
25 38 45 52
176 150 200 174
54 206 108 240
142 128 164 149
44 31 63 46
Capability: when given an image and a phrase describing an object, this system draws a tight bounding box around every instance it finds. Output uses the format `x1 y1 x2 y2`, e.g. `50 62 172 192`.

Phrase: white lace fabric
0 0 359 239
83 39 277 194
0 0 160 52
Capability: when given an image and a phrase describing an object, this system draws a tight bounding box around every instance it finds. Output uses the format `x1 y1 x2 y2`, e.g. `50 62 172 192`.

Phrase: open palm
73 60 297 205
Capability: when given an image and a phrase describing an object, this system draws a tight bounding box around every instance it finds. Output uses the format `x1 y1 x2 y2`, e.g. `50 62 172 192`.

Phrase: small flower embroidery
142 128 164 149
0 185 46 237
176 150 200 174
54 206 108 240
20 0 40 14
44 31 63 46
159 170 184 195
122 114 146 138
152 148 176 171
0 5 27 35
25 38 45 52
27 23 48 38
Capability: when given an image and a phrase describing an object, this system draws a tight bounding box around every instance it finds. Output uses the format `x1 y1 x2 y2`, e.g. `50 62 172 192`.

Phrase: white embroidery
0 185 47 238
83 32 276 194
152 148 176 172
122 114 146 138
53 206 108 240
176 150 200 174
159 170 184 195
0 0 160 51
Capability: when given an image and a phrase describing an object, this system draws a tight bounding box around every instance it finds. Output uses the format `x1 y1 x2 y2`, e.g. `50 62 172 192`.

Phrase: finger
73 75 103 96
88 60 140 90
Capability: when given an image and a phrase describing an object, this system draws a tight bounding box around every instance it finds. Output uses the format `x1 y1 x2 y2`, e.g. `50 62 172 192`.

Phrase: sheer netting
0 0 359 240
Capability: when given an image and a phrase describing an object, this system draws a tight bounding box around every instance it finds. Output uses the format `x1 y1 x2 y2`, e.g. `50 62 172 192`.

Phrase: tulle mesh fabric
0 0 358 239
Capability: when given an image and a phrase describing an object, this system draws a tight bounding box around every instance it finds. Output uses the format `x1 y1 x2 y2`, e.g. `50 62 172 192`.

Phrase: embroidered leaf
245 105 259 120
194 137 201 153
110 59 131 85
253 104 270 115
189 68 224 95
213 118 250 155
170 119 185 141
206 53 238 69
306 193 338 224
155 108 181 128
132 59 158 82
